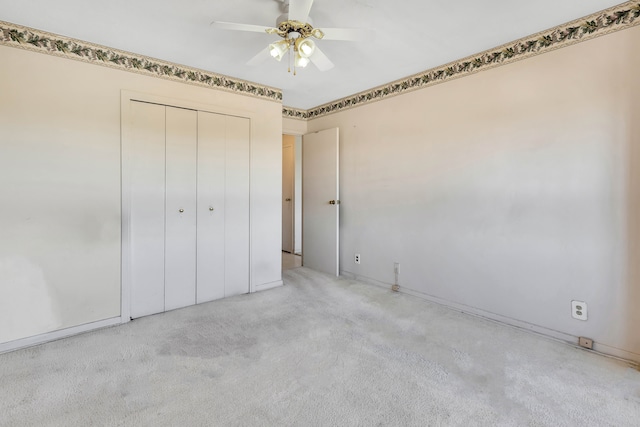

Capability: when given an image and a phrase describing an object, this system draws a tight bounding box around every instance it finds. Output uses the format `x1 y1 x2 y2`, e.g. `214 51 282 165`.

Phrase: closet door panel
164 107 198 311
196 111 226 303
224 116 250 297
130 101 166 318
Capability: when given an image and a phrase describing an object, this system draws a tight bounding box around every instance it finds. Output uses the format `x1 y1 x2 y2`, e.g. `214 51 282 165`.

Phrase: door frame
282 136 295 253
120 90 255 323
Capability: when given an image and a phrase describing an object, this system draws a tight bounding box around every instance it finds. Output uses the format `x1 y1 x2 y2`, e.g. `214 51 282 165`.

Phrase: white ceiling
0 0 624 109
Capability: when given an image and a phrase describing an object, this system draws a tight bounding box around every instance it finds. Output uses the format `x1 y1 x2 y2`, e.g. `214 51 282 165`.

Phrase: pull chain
293 40 297 76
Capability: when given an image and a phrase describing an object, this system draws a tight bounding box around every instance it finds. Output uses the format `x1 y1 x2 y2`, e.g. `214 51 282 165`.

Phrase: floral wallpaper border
283 1 640 120
281 107 308 120
0 21 282 103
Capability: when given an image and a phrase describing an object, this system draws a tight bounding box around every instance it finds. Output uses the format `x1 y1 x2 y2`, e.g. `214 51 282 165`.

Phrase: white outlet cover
571 300 588 321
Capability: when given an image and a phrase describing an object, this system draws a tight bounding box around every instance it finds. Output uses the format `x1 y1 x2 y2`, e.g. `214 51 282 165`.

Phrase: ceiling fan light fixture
295 37 316 58
269 39 290 61
294 53 310 68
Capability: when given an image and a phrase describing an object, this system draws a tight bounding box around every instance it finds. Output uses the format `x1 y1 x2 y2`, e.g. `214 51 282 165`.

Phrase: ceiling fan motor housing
270 20 323 40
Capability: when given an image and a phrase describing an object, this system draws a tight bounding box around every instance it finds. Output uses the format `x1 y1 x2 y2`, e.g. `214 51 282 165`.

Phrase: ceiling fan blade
247 47 272 66
309 46 334 71
319 27 372 41
210 21 273 33
288 0 314 23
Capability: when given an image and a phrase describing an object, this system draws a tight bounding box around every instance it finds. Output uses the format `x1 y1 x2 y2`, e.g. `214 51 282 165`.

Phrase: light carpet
1 267 639 426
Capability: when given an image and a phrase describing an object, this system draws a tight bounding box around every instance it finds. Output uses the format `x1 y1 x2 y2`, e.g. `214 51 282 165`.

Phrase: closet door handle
179 209 184 213
209 206 214 211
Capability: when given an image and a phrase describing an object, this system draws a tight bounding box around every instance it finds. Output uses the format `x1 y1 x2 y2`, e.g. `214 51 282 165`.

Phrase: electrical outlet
571 300 587 321
354 253 361 264
578 337 593 349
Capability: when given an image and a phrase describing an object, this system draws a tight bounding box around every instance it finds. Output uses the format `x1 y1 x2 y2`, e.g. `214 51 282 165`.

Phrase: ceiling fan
211 0 368 74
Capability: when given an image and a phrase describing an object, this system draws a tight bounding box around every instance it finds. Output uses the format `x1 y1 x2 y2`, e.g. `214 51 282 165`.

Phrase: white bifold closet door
130 102 166 318
128 102 249 319
164 107 197 311
196 111 226 303
196 111 250 301
220 114 250 298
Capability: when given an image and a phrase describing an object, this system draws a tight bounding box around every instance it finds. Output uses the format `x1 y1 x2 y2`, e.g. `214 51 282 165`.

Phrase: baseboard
0 317 122 355
254 280 284 292
340 270 639 366
592 342 640 365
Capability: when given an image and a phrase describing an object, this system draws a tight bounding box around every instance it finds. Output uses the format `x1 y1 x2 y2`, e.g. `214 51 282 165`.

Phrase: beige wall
0 45 282 344
283 117 308 136
308 26 640 362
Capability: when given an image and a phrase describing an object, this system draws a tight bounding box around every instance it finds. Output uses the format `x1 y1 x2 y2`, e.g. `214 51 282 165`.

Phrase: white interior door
129 101 166 318
282 140 294 253
164 107 197 311
302 127 339 276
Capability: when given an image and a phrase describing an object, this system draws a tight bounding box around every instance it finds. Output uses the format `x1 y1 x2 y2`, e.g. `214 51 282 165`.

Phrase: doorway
282 134 302 271
282 128 340 276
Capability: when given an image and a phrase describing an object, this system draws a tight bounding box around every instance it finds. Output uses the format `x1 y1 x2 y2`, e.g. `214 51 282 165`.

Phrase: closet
128 101 249 319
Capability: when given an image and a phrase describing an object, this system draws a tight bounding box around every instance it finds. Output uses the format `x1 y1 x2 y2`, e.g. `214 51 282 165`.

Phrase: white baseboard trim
254 279 284 292
340 270 639 366
0 317 122 355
